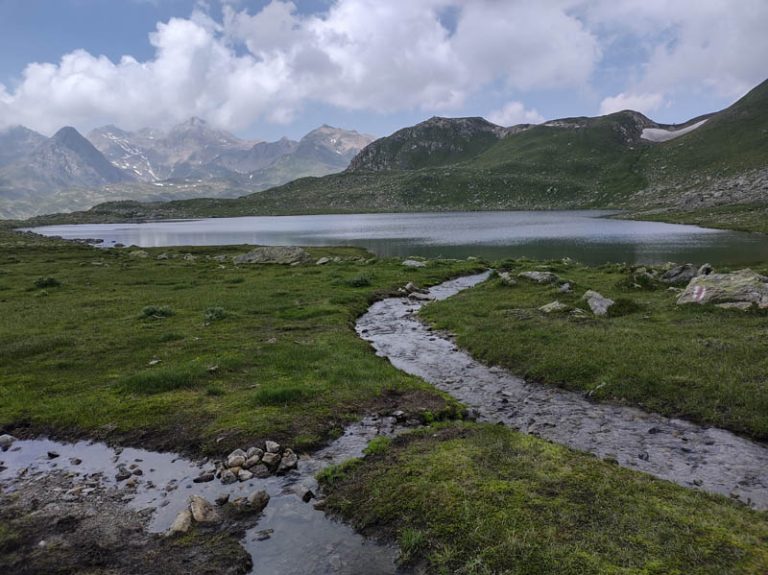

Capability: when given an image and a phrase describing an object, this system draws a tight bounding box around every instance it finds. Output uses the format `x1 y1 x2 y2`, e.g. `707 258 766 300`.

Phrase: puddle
357 272 768 510
0 416 407 574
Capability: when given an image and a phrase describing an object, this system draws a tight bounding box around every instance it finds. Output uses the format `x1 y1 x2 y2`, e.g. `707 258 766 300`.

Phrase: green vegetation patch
422 259 768 440
0 227 480 454
321 423 768 575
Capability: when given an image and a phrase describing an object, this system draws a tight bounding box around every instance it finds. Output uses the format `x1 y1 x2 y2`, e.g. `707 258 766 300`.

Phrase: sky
0 0 767 141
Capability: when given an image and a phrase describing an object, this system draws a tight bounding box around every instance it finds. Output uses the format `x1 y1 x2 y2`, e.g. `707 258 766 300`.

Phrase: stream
357 272 768 510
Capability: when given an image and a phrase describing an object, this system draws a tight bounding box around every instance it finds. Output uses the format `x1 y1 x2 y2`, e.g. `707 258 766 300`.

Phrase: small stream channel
357 272 768 510
0 416 407 574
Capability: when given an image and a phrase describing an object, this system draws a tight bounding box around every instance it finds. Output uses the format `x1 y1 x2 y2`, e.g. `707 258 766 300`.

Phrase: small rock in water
189 495 222 524
247 490 270 513
115 467 132 482
238 469 254 482
69 458 82 466
193 472 215 484
255 529 274 541
47 451 60 459
215 494 230 506
250 464 271 478
0 434 17 450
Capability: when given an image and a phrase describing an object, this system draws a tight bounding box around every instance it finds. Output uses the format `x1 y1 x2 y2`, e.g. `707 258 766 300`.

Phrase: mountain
0 119 374 218
348 116 510 171
39 77 766 225
0 126 48 168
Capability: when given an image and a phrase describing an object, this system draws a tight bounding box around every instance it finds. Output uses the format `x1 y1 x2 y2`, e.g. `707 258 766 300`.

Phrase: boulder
661 263 697 285
233 247 311 265
238 469 254 482
243 455 262 469
189 495 222 524
518 271 559 284
193 472 215 484
250 464 271 478
538 301 569 314
558 282 573 293
264 441 281 454
168 509 193 535
402 259 426 268
315 257 330 265
676 269 768 309
226 454 246 469
128 250 149 258
246 447 264 459
582 290 615 316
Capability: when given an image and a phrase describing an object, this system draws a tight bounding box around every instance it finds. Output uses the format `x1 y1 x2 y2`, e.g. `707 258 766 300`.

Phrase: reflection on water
25 210 768 265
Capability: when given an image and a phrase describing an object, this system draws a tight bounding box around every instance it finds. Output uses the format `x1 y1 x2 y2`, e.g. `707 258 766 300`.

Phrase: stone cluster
211 441 298 485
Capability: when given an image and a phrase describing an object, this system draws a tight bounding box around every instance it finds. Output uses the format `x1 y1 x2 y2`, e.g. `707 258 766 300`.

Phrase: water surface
26 210 768 265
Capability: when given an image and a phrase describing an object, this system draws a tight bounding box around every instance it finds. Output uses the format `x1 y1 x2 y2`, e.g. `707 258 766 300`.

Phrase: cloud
0 0 601 134
487 101 544 126
599 92 664 116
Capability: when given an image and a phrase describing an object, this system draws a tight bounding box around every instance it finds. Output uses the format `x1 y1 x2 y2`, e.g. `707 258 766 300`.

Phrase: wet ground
0 416 407 575
357 272 768 510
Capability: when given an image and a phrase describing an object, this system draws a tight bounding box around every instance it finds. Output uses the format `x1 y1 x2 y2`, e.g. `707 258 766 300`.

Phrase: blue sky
1 0 766 141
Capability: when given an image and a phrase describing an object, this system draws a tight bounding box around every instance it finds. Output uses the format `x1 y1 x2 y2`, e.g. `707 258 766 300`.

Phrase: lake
25 210 768 265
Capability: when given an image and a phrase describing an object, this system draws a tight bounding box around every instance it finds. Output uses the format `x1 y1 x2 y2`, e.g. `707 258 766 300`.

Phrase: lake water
26 210 768 265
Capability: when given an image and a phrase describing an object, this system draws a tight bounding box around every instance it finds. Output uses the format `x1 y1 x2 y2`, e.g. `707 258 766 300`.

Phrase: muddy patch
0 416 409 575
357 272 768 510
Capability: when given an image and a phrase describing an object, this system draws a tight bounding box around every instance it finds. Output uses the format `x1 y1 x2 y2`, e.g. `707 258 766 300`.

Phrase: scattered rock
115 467 132 482
233 246 311 265
697 263 714 276
246 447 264 459
558 282 573 293
128 250 149 259
677 269 768 308
402 259 426 268
582 290 615 316
249 464 271 478
189 495 222 524
661 263 697 285
47 451 60 459
255 529 274 541
497 271 517 286
518 271 560 284
214 494 230 506
538 301 569 314
167 509 193 535
69 458 82 466
264 441 281 454
315 257 330 265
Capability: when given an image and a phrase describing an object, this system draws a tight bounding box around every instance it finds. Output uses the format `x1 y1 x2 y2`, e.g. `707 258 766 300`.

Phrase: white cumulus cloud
599 92 664 116
0 0 601 134
487 101 544 126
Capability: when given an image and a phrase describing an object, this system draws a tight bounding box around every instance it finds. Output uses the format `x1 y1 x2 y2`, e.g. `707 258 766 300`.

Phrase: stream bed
0 416 406 574
357 272 768 510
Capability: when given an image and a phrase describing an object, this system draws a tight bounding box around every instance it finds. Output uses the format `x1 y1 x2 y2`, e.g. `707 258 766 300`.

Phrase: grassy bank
321 423 768 575
623 204 768 235
0 226 481 454
422 259 768 440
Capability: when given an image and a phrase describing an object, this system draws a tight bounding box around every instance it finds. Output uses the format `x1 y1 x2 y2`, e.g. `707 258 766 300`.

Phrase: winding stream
356 272 768 510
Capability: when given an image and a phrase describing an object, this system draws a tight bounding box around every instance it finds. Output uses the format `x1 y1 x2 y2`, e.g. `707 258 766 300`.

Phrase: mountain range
0 119 374 219
6 78 768 231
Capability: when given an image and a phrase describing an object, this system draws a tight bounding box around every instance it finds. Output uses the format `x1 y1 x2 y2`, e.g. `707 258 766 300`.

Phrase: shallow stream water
357 272 768 510
0 416 406 574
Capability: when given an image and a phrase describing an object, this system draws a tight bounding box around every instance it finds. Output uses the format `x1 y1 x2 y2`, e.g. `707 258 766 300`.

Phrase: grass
624 204 768 235
321 422 768 575
422 259 768 440
0 225 481 454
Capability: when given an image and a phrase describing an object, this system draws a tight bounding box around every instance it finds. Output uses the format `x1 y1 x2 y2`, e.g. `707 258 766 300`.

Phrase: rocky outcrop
233 247 310 265
677 269 768 309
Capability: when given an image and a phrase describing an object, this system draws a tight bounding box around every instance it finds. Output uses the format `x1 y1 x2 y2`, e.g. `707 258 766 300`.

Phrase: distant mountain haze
0 118 375 219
